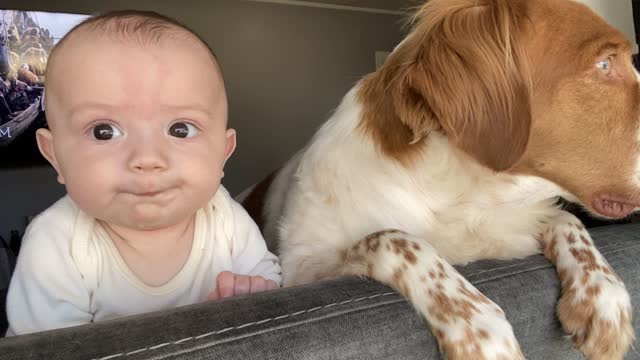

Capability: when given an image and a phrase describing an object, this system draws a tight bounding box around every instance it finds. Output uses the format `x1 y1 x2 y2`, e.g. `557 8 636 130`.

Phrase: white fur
265 85 573 286
259 55 634 360
547 212 632 324
343 231 522 358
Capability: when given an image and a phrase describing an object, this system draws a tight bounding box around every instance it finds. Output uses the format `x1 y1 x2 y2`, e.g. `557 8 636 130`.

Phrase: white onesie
5 186 281 336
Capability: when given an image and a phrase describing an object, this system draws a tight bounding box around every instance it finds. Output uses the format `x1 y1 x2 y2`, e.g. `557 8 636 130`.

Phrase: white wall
576 0 638 53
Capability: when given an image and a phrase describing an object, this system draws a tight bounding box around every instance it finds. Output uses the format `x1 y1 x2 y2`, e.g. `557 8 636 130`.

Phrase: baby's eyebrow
64 103 117 127
67 102 116 118
65 103 216 124
163 104 215 118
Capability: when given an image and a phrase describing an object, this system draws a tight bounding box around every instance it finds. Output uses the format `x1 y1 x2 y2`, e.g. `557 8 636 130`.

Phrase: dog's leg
539 211 634 360
342 230 524 360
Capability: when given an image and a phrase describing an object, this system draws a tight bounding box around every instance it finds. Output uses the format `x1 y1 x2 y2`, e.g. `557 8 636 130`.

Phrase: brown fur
390 238 418 264
353 0 640 216
512 0 640 212
242 0 638 358
357 0 531 171
540 219 634 359
244 0 640 225
558 285 633 360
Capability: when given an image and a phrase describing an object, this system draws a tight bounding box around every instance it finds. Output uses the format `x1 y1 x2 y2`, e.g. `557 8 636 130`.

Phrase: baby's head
37 10 236 231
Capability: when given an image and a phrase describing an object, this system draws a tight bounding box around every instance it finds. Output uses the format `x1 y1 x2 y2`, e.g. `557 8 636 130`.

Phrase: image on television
0 10 89 168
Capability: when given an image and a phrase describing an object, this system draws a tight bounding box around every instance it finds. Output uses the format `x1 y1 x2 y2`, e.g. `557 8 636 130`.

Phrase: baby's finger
234 274 251 296
216 271 236 299
249 276 266 294
207 288 220 301
266 280 279 290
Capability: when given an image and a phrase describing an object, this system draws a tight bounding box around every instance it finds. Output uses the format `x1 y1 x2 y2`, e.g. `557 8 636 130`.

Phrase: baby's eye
169 122 199 138
92 123 122 140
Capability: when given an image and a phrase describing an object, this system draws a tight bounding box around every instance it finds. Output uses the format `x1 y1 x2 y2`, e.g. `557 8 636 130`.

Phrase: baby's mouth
127 186 175 199
138 191 162 197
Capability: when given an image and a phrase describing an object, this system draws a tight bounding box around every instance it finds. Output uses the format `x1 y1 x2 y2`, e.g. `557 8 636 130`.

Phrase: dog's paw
557 271 635 360
431 306 525 360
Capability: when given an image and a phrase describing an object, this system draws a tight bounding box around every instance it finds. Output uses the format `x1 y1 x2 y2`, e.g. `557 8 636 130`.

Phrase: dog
242 0 637 358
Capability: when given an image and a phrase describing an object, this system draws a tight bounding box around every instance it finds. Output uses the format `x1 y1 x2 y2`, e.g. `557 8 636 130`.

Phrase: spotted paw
557 272 635 360
431 306 525 360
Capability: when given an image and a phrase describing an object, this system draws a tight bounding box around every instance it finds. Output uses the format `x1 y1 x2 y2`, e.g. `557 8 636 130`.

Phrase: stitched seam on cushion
471 245 640 285
148 298 406 360
472 265 554 285
90 291 397 360
88 243 640 359
155 305 640 360
465 242 638 280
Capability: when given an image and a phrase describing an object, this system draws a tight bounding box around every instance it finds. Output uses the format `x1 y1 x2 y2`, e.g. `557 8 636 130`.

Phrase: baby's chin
103 207 196 232
123 220 176 232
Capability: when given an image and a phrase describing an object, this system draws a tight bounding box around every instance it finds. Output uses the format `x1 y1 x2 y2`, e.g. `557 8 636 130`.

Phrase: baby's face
41 35 234 231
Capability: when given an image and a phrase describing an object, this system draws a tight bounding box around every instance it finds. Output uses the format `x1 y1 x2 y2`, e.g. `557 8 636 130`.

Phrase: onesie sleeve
5 197 93 336
228 199 282 285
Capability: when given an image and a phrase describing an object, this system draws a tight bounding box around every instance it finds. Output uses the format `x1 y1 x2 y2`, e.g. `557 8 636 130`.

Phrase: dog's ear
393 0 531 171
391 64 440 144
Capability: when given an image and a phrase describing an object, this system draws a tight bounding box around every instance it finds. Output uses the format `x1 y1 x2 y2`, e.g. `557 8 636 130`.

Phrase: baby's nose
127 142 168 173
130 157 167 173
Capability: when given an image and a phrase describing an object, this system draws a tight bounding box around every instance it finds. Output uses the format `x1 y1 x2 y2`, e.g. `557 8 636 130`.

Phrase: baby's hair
44 9 226 129
47 9 220 77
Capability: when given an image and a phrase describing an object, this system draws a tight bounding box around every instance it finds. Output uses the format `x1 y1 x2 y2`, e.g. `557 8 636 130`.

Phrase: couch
0 222 638 359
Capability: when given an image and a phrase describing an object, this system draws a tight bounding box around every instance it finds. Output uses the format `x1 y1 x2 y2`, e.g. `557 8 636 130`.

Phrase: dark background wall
0 0 637 240
0 0 408 239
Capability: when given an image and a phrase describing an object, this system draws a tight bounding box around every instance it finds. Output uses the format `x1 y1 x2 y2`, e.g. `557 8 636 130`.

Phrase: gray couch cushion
0 223 638 359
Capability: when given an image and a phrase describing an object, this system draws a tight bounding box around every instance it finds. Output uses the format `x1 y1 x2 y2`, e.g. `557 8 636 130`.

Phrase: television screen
0 10 89 168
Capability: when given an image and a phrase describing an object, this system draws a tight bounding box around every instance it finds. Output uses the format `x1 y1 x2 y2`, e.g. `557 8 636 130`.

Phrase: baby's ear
36 128 65 184
224 128 236 162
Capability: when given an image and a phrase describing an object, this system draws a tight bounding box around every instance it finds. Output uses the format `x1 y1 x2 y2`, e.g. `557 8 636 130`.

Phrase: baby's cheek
184 168 223 207
65 173 112 208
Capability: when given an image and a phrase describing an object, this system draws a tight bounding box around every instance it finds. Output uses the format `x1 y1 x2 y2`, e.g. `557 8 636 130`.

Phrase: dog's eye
596 58 611 74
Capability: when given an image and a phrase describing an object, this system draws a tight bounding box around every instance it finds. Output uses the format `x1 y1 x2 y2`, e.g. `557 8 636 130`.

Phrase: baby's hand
207 271 279 301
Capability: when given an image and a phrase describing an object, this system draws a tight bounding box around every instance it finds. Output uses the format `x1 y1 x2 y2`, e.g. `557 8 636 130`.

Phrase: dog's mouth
592 194 640 219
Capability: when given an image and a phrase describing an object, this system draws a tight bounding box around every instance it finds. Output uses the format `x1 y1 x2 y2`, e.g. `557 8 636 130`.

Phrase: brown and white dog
242 0 637 358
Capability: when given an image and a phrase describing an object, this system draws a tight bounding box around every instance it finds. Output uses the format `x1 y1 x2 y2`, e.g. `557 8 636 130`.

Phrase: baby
5 10 280 336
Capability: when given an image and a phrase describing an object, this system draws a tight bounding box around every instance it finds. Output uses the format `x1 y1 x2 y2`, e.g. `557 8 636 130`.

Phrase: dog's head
358 0 640 219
